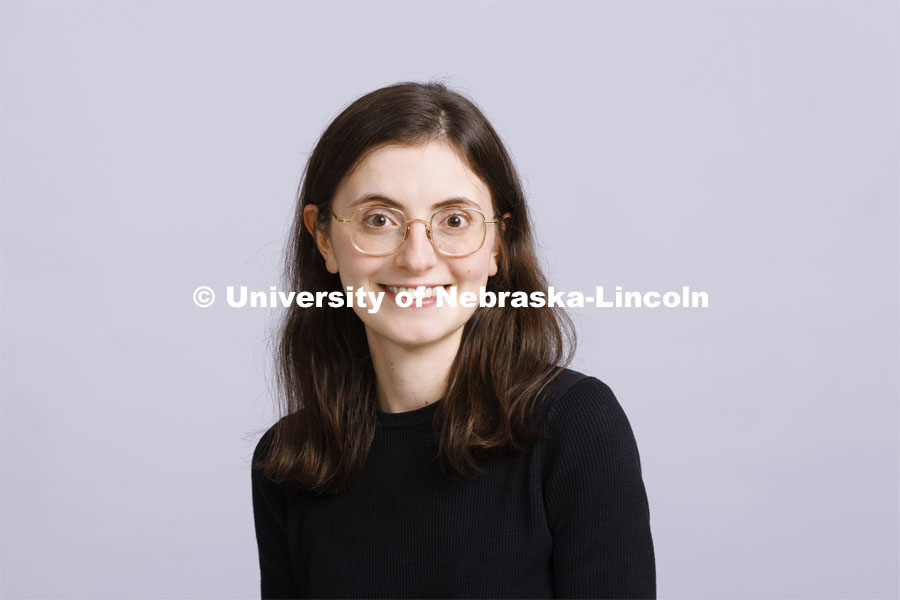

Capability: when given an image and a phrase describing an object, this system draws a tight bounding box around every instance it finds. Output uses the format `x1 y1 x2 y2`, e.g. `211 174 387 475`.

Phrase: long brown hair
254 81 575 494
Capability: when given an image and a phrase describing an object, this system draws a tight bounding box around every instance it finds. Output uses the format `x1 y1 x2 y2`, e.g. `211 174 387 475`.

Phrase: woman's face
304 140 501 350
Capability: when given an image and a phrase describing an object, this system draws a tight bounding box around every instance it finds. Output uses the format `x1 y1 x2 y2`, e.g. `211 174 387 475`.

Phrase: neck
366 328 463 413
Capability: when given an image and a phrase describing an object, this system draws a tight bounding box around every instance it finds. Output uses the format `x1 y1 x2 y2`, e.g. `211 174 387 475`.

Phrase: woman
251 81 656 599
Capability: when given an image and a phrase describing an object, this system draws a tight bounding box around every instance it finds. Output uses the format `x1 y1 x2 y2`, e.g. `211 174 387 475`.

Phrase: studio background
2 1 897 599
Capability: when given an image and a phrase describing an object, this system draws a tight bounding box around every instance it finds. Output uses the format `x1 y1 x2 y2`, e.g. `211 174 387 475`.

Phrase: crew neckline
376 401 439 429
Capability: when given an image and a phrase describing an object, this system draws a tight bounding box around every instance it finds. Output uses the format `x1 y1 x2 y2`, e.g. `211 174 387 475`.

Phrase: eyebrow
347 193 485 212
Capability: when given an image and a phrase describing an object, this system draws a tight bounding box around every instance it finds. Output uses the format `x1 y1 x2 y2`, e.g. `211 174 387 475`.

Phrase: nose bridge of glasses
393 217 439 264
404 218 432 238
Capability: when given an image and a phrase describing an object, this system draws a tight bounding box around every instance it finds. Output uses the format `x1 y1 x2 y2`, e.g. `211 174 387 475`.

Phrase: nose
394 219 439 271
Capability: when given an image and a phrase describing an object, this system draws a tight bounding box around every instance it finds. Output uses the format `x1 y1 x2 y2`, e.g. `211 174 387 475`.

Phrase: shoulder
252 413 296 466
537 368 641 460
537 367 622 428
537 369 647 497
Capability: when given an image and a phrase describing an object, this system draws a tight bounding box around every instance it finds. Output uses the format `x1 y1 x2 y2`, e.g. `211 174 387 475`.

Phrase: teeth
384 285 445 298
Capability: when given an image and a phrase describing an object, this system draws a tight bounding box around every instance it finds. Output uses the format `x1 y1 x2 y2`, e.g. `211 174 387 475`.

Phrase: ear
488 212 510 277
303 204 339 274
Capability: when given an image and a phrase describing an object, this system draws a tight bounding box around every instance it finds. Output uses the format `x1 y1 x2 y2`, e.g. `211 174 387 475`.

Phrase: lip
377 283 452 307
379 283 452 288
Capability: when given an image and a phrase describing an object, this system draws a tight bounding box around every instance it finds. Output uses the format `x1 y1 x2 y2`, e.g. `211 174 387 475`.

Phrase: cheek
333 244 381 278
455 254 494 281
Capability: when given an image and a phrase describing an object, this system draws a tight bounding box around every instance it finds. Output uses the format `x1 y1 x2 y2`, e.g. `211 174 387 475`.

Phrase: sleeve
251 427 304 599
542 377 657 599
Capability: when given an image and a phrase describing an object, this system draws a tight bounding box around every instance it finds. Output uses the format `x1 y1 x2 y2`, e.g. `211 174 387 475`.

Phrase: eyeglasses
332 205 499 257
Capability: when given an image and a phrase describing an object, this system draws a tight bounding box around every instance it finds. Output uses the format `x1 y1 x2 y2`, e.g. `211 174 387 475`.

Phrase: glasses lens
431 208 487 256
351 207 406 254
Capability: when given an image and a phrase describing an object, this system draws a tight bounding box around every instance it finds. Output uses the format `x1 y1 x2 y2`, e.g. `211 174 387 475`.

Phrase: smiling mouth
378 284 452 298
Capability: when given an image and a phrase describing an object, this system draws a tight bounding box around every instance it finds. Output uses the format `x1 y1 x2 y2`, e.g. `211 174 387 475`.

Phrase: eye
360 208 400 229
438 210 472 229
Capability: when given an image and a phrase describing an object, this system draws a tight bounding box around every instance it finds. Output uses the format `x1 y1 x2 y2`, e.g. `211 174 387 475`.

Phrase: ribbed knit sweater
251 368 656 599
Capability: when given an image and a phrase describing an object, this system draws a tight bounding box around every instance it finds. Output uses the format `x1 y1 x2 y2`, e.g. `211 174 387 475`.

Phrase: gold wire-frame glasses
332 205 499 257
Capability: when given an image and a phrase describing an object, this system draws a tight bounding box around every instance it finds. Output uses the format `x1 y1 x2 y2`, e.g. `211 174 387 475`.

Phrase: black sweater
251 368 656 599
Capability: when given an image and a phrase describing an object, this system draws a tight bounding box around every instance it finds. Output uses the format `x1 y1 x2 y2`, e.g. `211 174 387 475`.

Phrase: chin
387 324 450 347
367 318 461 349
392 335 445 348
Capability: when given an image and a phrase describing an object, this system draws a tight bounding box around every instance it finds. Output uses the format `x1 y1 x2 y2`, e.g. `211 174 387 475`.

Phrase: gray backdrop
2 1 897 598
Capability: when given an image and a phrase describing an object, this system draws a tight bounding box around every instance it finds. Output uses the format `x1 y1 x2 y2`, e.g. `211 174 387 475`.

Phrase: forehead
334 141 492 213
